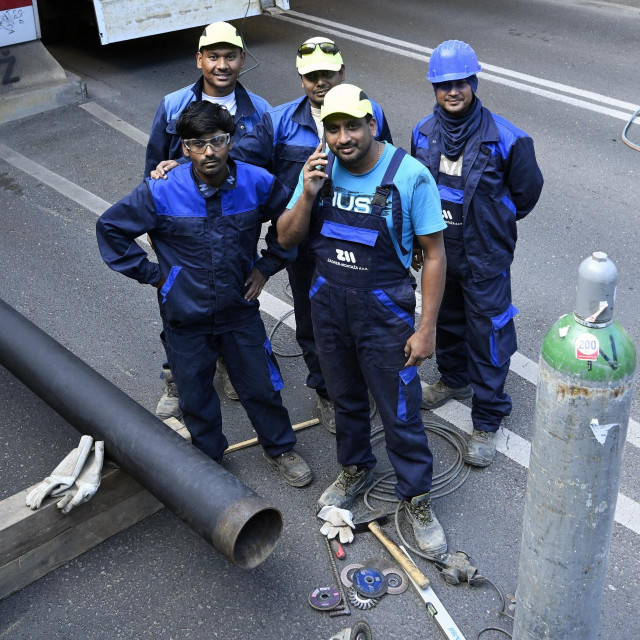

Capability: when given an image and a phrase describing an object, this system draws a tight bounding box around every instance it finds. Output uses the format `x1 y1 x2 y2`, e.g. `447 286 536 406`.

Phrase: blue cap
427 40 481 84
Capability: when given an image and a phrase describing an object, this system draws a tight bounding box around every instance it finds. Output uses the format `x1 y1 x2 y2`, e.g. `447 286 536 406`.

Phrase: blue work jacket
411 108 543 281
144 78 271 178
231 95 393 190
96 160 294 333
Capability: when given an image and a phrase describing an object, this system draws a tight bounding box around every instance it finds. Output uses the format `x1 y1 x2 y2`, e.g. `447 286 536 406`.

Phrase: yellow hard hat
296 37 343 75
320 84 373 121
199 22 243 50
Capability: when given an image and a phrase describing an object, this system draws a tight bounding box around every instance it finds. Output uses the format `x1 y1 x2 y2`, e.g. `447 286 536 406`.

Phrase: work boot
464 428 498 467
316 465 375 512
421 380 473 410
155 367 182 420
404 492 447 558
216 360 239 401
316 395 336 434
263 449 312 487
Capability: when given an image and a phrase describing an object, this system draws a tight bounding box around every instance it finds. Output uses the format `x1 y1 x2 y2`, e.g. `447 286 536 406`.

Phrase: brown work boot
421 380 473 410
155 367 182 420
316 465 375 512
263 449 312 487
216 359 239 401
315 395 336 434
404 492 447 558
464 428 498 467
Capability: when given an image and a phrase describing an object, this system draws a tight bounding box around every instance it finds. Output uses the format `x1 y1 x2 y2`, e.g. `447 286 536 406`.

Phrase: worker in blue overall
97 102 312 487
277 84 448 555
412 41 544 467
152 37 393 434
146 21 273 416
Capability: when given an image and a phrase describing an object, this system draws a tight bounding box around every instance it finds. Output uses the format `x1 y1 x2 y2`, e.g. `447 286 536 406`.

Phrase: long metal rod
0 298 282 569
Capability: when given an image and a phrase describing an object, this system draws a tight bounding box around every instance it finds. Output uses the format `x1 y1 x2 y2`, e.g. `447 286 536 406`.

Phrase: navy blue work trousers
161 315 296 461
436 240 518 432
286 242 330 400
310 279 433 501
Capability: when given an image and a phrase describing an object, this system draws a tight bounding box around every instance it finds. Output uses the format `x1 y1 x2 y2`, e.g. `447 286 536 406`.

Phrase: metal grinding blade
347 586 378 610
381 569 409 595
352 567 388 598
308 586 341 610
340 562 364 588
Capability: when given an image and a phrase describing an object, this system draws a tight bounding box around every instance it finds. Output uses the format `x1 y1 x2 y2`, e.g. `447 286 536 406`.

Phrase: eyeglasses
183 133 231 152
297 42 340 57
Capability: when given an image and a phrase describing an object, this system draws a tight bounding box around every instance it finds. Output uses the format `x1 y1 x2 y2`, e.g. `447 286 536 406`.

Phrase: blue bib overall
309 149 434 500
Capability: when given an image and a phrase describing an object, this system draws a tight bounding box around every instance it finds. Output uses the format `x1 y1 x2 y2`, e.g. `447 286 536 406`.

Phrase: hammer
352 509 430 589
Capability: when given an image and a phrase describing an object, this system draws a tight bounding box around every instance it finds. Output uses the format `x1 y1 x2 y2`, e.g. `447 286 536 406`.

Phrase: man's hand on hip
244 267 267 301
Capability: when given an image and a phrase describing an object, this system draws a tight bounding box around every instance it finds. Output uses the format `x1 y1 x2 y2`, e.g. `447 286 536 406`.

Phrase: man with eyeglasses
146 21 273 418
97 101 313 488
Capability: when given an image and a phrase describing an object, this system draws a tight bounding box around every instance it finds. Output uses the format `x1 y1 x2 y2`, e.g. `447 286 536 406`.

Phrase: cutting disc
352 567 388 598
308 586 341 610
340 562 364 588
381 568 409 595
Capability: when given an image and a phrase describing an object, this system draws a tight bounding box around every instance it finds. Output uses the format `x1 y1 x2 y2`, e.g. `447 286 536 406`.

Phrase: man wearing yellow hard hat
144 22 270 178
277 84 449 556
230 37 392 434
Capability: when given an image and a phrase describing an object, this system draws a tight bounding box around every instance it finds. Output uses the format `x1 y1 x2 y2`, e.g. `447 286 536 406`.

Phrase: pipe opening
232 507 283 569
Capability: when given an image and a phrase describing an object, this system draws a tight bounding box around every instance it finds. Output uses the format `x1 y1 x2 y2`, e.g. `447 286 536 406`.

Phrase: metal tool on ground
340 563 364 588
435 551 484 586
330 538 346 560
324 536 351 618
381 569 408 595
328 620 373 640
352 509 430 589
309 586 342 611
351 567 387 598
513 252 636 640
347 586 378 610
400 545 467 640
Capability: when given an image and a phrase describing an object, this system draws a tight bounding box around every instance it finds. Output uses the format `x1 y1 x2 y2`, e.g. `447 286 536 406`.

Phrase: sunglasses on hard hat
297 42 340 57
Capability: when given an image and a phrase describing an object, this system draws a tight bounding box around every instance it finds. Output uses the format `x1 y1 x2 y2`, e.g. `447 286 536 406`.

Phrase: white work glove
57 441 104 514
318 505 355 544
25 435 94 510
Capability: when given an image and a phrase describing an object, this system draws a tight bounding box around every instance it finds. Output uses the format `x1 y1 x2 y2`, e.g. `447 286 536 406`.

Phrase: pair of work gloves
318 505 355 544
25 435 104 514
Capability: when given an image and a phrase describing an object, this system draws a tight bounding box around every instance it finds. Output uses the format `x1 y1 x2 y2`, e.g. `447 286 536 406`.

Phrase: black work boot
421 380 473 410
464 428 498 467
315 395 336 434
263 449 312 487
404 492 447 557
316 465 375 512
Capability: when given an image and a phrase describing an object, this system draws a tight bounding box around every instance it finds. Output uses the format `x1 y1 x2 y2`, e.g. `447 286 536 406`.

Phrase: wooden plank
0 488 162 600
0 467 152 567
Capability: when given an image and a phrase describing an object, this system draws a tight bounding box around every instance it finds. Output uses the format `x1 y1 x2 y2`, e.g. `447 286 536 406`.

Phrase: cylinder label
575 333 599 360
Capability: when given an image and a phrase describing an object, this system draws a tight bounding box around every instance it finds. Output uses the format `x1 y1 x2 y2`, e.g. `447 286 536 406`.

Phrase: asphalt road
1 0 640 638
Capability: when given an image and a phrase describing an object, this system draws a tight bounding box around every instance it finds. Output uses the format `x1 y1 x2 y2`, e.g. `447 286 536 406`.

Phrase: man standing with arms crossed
154 37 393 433
412 41 543 467
277 84 448 556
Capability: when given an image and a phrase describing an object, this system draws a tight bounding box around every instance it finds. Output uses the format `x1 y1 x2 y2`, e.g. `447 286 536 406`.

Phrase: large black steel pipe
0 298 282 569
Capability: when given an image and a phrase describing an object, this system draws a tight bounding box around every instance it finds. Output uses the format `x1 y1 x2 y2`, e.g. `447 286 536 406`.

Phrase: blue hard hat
427 40 481 84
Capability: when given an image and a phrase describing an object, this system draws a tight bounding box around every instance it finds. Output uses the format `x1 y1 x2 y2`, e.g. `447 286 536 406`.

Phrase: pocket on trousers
489 304 519 367
309 276 336 353
264 338 284 391
397 366 420 422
